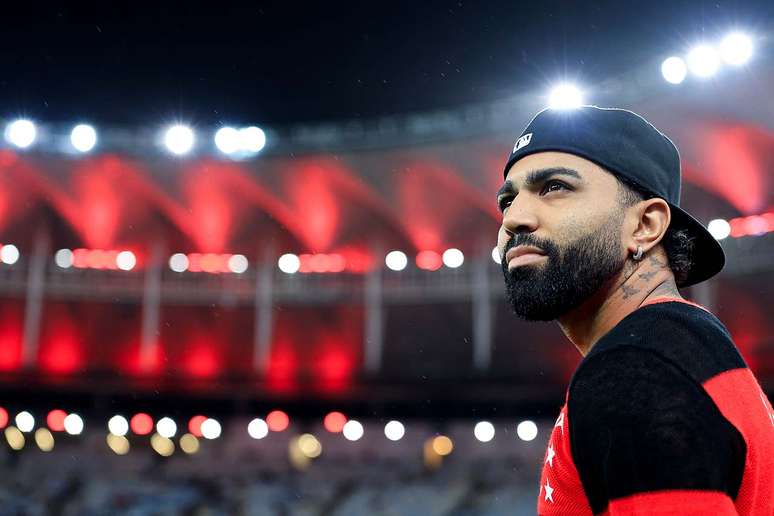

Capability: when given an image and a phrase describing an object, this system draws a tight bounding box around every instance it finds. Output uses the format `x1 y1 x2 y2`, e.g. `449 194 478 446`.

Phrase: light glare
708 219 731 240
214 127 240 154
239 126 266 153
474 421 495 442
156 417 177 438
106 434 130 455
200 418 222 439
720 33 753 66
661 56 688 84
548 84 583 110
278 253 300 274
384 420 405 441
5 120 36 148
55 249 74 268
169 253 189 272
15 411 35 432
687 45 720 78
34 428 55 451
385 250 408 271
70 124 97 152
248 418 269 439
108 415 129 436
442 248 464 268
63 413 84 435
491 246 501 264
228 254 248 273
116 251 136 271
342 420 364 441
164 125 195 155
516 420 538 441
0 244 20 265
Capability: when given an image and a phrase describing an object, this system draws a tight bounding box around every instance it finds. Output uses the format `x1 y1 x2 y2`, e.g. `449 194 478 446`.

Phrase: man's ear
628 198 670 255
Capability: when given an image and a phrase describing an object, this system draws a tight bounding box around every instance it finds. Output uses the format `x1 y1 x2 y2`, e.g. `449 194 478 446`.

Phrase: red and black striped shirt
537 298 774 515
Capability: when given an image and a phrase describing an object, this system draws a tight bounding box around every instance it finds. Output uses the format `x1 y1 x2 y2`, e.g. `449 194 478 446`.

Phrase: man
496 106 774 515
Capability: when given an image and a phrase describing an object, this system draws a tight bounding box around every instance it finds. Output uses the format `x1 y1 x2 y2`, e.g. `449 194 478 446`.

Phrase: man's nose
502 199 539 237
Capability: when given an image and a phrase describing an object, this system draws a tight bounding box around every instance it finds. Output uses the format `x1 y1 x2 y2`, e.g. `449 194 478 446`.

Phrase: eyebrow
496 167 583 200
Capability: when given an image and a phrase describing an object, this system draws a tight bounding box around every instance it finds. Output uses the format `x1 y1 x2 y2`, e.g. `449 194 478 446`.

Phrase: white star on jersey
544 479 555 502
545 444 556 467
554 412 565 434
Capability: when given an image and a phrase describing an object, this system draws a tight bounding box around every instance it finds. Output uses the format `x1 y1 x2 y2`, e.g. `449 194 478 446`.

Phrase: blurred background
0 2 772 515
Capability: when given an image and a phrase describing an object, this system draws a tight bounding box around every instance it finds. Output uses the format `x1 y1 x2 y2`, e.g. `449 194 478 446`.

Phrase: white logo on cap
513 133 533 153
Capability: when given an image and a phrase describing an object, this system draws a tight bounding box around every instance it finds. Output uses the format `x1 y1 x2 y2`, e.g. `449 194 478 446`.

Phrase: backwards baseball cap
502 105 724 287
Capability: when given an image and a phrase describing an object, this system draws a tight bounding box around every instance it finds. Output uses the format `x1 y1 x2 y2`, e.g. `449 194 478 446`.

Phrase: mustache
502 234 560 263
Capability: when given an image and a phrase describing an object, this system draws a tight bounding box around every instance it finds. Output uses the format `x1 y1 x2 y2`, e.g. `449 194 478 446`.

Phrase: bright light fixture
720 32 753 66
442 248 464 268
687 45 720 78
164 124 195 155
278 253 300 274
661 56 688 84
548 84 584 110
707 218 731 240
516 420 538 441
5 119 36 148
385 250 408 271
70 124 97 152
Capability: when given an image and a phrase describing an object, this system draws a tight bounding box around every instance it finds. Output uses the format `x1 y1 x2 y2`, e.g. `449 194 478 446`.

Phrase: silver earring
632 246 644 261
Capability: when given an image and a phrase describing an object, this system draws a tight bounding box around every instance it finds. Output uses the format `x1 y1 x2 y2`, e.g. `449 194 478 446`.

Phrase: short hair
615 175 694 285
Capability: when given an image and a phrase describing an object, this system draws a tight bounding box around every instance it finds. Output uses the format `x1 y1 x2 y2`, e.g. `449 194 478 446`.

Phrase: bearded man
496 106 773 515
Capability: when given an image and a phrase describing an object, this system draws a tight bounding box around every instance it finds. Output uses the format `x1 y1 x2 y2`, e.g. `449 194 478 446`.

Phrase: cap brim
667 204 725 287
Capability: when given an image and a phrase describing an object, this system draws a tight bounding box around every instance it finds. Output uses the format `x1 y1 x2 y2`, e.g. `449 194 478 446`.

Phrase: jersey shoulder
585 300 747 384
567 344 746 513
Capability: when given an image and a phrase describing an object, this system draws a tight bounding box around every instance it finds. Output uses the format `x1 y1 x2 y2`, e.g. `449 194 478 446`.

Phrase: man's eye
498 196 513 212
540 180 568 195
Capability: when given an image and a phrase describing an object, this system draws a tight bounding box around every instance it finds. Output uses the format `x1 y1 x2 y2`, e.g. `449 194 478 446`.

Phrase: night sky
1 1 771 127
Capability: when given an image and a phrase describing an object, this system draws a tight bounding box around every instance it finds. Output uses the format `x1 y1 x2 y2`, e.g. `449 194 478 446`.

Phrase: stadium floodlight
228 254 248 273
106 434 130 455
156 417 177 438
214 127 240 155
239 126 266 153
247 418 269 439
384 420 405 441
169 253 189 272
278 253 301 274
385 250 408 271
63 413 84 435
15 411 35 432
687 45 720 78
200 418 222 439
116 251 136 271
474 421 495 443
548 84 584 110
491 246 501 265
55 249 74 268
179 433 200 454
0 244 20 265
707 219 731 240
70 124 97 152
442 248 464 268
516 420 538 441
150 433 175 456
5 119 36 148
342 420 364 441
34 428 55 452
720 32 753 66
164 124 195 155
661 56 688 84
108 415 129 436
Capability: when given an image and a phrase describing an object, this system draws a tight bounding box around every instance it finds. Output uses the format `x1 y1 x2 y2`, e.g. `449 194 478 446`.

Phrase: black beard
500 223 625 321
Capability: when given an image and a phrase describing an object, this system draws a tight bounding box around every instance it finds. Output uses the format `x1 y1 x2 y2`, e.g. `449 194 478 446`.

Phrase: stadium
0 3 772 515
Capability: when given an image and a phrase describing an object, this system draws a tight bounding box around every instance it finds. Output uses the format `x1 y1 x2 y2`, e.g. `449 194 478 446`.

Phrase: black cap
502 105 724 287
